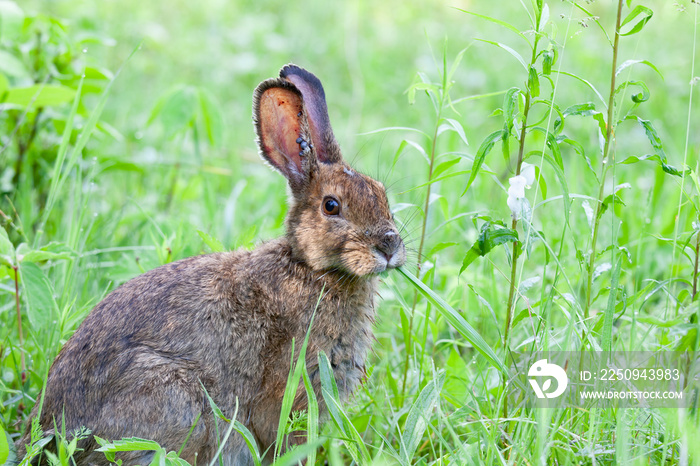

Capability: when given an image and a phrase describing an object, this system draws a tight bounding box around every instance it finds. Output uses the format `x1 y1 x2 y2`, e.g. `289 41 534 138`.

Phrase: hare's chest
317 297 375 399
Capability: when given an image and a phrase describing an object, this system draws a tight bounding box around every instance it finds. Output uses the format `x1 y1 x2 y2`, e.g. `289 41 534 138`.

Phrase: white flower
520 162 535 187
507 175 527 219
507 195 522 218
506 164 537 220
508 175 527 199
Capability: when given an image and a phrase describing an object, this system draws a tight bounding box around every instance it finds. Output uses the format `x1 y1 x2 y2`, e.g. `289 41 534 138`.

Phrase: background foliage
1 0 699 464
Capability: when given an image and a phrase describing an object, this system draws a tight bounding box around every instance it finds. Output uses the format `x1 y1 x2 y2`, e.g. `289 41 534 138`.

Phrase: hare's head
253 65 406 277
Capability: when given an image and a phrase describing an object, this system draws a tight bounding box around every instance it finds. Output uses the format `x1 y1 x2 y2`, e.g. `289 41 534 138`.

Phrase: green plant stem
585 0 624 318
401 104 442 398
503 29 541 348
502 92 530 348
501 30 542 431
416 124 440 276
13 266 26 378
692 229 700 301
12 109 44 189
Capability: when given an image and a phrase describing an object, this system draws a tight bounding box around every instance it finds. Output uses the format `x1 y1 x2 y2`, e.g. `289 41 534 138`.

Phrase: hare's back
38 252 253 431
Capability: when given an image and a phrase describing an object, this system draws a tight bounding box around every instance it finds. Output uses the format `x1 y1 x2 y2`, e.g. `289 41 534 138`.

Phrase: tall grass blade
318 351 370 464
274 291 321 460
399 372 445 463
396 267 508 378
602 257 622 352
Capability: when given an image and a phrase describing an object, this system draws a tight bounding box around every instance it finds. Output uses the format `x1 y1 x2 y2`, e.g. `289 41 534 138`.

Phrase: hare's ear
280 65 342 164
254 78 314 188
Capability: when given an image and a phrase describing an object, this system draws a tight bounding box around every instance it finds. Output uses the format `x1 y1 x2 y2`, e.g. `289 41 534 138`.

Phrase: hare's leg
76 371 213 465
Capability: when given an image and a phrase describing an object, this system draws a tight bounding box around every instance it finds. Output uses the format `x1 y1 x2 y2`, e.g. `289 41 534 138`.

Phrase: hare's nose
377 230 401 259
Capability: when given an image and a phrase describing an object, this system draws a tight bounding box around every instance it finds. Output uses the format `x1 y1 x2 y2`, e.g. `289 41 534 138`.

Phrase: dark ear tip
279 63 307 78
279 63 304 77
279 64 324 90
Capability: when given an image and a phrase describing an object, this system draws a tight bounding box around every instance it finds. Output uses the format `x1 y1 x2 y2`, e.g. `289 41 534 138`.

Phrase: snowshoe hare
16 64 406 465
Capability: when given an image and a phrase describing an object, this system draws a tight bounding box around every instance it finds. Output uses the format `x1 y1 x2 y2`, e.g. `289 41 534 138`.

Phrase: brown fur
15 65 406 465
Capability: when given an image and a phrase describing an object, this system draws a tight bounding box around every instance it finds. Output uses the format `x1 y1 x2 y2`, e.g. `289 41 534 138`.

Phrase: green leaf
619 154 689 177
84 66 114 81
463 130 505 195
675 326 698 352
429 241 458 255
592 112 607 141
441 118 469 145
407 80 440 105
476 39 527 70
615 59 663 79
454 9 530 43
432 158 461 179
559 137 594 176
400 373 445 463
0 72 8 96
391 140 411 169
447 46 470 84
527 65 540 98
39 43 138 239
542 48 556 75
271 439 325 466
533 165 547 199
0 227 14 267
503 87 521 129
626 115 663 156
164 451 190 466
318 351 370 464
208 401 241 466
274 294 320 460
554 70 607 106
197 230 226 253
460 248 481 273
396 267 510 379
563 102 597 117
300 364 319 466
0 423 9 465
637 315 685 328
535 150 571 224
460 222 519 272
615 80 650 104
0 0 24 41
553 102 597 134
198 89 224 146
17 242 75 263
529 126 563 169
95 437 163 453
4 84 77 107
620 5 653 36
599 193 626 219
20 262 59 330
231 422 262 466
601 258 622 352
621 116 689 176
152 86 199 137
444 349 470 404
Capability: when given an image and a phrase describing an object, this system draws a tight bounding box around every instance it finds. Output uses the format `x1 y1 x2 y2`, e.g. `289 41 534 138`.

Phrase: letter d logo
528 359 568 399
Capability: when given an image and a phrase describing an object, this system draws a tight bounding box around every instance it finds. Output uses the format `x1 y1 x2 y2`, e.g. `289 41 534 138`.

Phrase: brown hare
15 64 406 465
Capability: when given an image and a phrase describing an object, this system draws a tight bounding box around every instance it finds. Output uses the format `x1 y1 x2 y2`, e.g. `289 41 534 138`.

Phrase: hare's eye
322 197 340 216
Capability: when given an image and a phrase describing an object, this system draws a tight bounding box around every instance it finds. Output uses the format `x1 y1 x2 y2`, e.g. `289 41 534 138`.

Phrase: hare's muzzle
375 230 406 270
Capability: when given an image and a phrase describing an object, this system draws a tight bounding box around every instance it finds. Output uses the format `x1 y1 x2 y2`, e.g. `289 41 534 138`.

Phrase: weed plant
1 0 699 464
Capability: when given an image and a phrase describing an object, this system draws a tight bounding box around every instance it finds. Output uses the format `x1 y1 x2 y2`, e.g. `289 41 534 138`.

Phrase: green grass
1 0 700 464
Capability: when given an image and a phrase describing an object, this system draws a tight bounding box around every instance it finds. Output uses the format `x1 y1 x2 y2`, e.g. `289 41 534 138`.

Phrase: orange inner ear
259 87 304 174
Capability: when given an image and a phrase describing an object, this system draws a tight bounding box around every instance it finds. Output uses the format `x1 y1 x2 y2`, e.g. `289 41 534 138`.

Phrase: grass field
1 0 700 464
